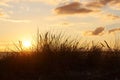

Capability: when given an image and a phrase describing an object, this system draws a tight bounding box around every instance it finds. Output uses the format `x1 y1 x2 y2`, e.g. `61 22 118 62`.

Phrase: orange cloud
86 1 105 9
84 27 105 36
54 1 120 17
109 0 120 5
109 28 120 33
86 0 120 10
99 0 113 5
84 27 120 36
107 14 120 20
55 2 94 15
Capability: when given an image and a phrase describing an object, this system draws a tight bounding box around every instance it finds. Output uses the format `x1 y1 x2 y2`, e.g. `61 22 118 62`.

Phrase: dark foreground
0 33 120 80
0 50 120 80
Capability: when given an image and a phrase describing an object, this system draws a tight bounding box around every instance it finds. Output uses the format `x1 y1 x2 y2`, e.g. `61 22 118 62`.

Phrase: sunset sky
0 0 120 51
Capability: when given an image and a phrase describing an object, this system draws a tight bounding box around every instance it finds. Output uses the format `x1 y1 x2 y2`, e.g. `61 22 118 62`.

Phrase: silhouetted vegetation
0 32 120 80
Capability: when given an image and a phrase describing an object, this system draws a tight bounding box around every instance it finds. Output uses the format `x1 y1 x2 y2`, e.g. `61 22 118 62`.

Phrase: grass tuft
0 32 120 80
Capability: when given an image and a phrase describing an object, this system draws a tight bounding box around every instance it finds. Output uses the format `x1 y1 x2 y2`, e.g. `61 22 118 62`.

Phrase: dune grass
0 32 120 80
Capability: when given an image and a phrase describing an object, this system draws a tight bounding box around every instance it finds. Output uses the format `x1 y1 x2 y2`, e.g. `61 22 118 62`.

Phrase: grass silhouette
0 32 120 80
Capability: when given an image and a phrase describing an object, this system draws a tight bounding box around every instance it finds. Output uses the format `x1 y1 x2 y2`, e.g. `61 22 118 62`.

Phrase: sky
0 0 120 51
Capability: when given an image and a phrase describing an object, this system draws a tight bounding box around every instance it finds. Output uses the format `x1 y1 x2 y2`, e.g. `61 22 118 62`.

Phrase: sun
23 40 31 48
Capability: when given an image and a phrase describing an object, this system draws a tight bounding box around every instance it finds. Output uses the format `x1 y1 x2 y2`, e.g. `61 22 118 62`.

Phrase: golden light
23 40 31 48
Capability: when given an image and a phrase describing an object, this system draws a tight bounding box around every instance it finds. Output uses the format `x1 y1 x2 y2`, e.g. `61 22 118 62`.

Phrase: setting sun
0 0 120 79
23 40 31 48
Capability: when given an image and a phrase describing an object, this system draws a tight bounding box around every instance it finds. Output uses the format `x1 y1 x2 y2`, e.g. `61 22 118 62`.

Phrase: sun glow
23 40 31 48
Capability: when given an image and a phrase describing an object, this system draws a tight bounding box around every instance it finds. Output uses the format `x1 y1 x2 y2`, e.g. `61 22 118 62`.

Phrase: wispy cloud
98 13 120 21
84 27 105 36
107 14 120 20
109 28 120 33
110 2 120 10
86 1 105 9
84 26 120 36
86 0 120 10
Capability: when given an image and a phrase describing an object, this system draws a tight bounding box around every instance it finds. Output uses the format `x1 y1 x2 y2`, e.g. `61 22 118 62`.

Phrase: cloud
84 27 105 36
85 0 120 11
109 2 120 10
84 27 120 36
99 13 120 21
87 0 117 6
109 28 120 33
54 2 94 15
107 14 120 20
99 0 113 5
92 27 105 35
109 0 120 5
86 0 120 10
54 0 120 16
86 1 105 9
